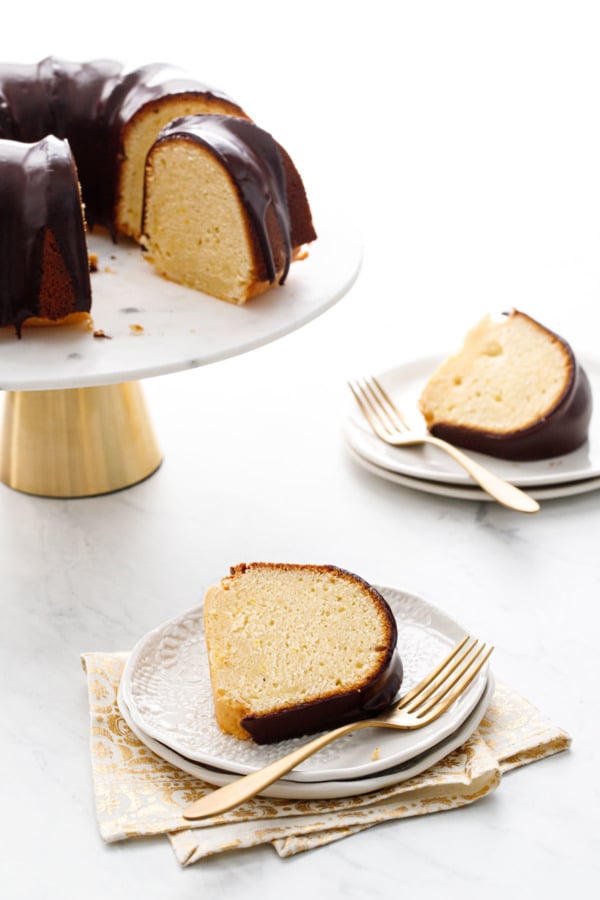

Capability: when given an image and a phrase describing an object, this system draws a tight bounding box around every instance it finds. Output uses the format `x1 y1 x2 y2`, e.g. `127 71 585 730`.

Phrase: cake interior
142 140 273 303
419 313 573 434
204 566 393 735
118 97 244 239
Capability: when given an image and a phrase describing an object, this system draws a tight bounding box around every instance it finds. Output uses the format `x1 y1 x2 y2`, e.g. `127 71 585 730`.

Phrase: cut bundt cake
0 58 316 333
0 136 92 333
418 309 592 461
203 562 403 744
0 58 248 239
141 115 317 303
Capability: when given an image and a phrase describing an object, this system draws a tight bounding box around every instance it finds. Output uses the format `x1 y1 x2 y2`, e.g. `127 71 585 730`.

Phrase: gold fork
183 635 493 820
349 376 540 514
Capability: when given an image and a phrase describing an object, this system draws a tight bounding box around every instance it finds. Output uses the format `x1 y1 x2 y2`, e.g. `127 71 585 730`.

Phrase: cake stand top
0 213 361 391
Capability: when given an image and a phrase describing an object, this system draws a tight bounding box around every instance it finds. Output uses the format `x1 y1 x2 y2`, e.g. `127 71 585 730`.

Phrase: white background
1 2 600 897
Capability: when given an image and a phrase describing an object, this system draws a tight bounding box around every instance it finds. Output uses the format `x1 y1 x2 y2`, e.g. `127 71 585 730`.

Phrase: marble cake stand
0 216 361 497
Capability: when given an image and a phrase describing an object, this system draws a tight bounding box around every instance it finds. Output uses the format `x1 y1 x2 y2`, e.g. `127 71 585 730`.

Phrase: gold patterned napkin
82 652 570 866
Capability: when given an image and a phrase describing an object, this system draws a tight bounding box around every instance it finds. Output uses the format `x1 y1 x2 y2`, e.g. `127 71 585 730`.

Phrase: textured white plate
117 674 494 799
344 354 600 488
347 445 600 502
0 211 361 391
120 586 491 782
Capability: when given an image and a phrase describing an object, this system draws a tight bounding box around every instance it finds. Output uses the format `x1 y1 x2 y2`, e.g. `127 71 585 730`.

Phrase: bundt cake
0 58 248 237
0 57 316 333
203 562 403 744
0 136 92 332
418 309 593 461
141 115 318 303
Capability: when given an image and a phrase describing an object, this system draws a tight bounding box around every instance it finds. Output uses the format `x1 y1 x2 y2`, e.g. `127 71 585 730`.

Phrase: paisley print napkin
82 652 570 865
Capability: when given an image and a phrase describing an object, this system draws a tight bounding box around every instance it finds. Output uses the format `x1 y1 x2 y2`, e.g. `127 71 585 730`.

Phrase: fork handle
425 435 540 513
183 719 368 820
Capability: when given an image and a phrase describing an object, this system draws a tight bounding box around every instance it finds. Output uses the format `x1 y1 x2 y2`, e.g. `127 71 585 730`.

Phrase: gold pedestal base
0 382 163 498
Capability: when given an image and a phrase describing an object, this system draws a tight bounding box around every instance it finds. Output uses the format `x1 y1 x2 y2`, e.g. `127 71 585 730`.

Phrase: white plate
344 354 600 488
0 211 361 391
116 674 495 800
120 586 491 782
347 444 600 502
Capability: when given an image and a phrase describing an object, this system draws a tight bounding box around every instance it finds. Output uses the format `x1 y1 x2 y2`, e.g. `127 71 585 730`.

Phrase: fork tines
348 376 408 438
398 635 493 720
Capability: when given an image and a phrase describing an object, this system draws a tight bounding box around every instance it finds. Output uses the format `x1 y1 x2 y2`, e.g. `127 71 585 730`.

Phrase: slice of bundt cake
141 115 317 304
203 562 403 744
418 309 592 461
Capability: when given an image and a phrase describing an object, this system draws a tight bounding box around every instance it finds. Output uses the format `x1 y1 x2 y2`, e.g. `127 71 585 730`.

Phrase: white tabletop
2 4 600 898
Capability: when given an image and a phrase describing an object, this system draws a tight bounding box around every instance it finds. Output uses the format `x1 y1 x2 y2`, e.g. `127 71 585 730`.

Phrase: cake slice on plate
203 562 403 744
418 309 592 461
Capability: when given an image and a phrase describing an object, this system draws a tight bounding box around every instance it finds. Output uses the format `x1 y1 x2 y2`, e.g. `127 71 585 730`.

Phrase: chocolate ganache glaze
0 57 245 230
150 114 313 287
0 57 251 331
0 136 92 331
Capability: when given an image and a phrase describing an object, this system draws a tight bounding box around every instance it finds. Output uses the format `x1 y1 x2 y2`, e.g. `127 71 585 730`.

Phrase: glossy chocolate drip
107 63 237 125
0 60 56 140
44 59 124 231
0 56 255 331
0 136 91 331
0 58 245 230
0 58 122 229
155 115 294 284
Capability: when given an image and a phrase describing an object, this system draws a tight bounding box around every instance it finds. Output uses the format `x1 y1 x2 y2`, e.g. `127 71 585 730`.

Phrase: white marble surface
2 3 600 897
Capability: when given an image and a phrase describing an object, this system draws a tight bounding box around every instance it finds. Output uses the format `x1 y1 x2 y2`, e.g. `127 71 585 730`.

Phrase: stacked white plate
119 587 494 800
344 355 600 502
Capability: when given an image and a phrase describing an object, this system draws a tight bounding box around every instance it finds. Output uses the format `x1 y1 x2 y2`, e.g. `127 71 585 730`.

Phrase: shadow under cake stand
0 220 361 497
